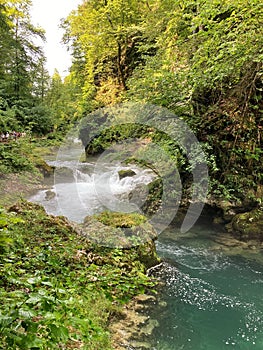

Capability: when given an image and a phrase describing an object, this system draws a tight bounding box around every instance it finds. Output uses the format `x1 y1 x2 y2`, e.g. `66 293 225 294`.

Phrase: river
150 227 263 349
29 150 263 350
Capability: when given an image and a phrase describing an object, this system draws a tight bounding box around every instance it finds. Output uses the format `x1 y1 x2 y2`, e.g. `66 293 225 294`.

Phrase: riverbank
0 140 164 348
0 171 46 207
0 201 160 349
0 137 57 207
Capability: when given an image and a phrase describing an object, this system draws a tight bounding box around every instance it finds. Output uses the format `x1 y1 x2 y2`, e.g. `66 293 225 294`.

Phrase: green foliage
63 0 156 110
26 104 53 135
125 0 263 201
83 123 149 155
0 207 23 254
67 0 263 201
0 142 34 174
0 201 157 349
44 70 80 132
0 137 56 176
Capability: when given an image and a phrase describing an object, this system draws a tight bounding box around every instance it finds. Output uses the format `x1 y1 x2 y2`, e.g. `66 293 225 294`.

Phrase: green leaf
49 324 69 342
18 309 35 319
27 277 41 285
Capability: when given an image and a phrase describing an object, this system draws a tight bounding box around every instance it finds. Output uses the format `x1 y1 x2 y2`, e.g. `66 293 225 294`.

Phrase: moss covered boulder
80 211 160 268
227 208 263 241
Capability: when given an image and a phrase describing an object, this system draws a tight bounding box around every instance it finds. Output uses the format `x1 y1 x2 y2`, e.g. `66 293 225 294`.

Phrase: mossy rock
142 178 163 215
82 212 159 257
35 159 54 177
93 211 147 228
136 239 160 269
229 208 263 241
118 169 136 180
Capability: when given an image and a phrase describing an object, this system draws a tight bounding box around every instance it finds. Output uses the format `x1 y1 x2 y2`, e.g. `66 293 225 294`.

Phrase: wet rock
220 201 238 222
35 159 54 177
110 293 159 350
118 169 136 180
136 240 160 269
45 190 56 201
140 318 159 335
142 178 163 216
206 198 256 226
128 183 149 208
134 294 156 304
129 341 152 349
214 234 245 247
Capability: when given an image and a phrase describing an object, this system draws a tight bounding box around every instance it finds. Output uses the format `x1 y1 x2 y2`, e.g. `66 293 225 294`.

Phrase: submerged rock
110 293 159 350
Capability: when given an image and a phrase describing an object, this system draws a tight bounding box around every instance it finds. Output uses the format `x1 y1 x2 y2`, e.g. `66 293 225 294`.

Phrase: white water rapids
29 158 156 223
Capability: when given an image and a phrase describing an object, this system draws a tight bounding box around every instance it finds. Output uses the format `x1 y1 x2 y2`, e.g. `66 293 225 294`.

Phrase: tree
126 0 263 199
0 0 52 133
62 0 262 200
63 0 156 108
45 70 80 132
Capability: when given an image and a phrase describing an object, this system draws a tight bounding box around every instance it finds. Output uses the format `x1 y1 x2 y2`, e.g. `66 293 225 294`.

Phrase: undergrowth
0 201 157 349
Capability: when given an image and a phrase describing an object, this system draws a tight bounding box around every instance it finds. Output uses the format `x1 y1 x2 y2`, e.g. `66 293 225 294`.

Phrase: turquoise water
151 227 263 350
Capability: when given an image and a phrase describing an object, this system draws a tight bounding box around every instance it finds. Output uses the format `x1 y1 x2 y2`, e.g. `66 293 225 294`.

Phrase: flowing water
150 228 263 350
29 149 263 350
29 153 156 222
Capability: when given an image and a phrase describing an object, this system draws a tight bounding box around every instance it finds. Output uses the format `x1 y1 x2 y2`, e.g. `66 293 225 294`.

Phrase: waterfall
29 159 156 223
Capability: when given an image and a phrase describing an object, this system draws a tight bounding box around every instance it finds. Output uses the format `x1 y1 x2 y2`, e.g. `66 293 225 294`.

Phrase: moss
93 211 147 228
34 158 54 177
83 211 158 250
136 240 161 269
142 178 163 215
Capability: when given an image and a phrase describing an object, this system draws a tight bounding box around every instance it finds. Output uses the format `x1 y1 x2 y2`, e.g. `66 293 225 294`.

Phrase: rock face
226 208 263 241
142 178 163 216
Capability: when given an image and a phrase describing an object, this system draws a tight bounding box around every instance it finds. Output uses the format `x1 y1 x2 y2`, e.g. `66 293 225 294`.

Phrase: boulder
45 190 56 201
80 211 160 267
227 208 263 241
118 169 136 180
